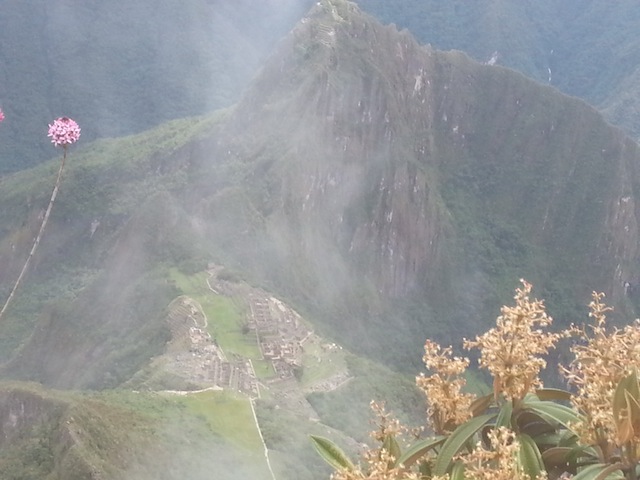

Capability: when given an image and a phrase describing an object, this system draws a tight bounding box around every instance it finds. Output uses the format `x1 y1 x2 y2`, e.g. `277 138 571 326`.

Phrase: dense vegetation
0 383 281 479
314 283 640 480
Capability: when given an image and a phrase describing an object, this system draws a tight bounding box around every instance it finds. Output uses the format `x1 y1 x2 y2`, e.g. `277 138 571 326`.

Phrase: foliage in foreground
313 281 640 480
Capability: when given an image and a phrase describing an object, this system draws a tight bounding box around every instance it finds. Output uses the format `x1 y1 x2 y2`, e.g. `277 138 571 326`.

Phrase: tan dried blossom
330 448 420 480
464 280 563 402
331 402 419 480
368 401 406 444
463 427 547 480
416 339 475 434
562 292 640 453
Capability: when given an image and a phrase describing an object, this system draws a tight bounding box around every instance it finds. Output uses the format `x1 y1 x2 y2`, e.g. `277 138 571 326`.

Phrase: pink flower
0 108 4 123
47 117 81 147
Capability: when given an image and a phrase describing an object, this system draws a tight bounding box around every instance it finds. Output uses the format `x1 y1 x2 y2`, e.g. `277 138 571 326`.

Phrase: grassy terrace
299 335 348 388
176 390 264 453
169 269 274 379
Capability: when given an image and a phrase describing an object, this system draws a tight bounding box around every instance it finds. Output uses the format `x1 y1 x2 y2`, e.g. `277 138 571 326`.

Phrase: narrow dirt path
250 397 277 480
158 386 223 395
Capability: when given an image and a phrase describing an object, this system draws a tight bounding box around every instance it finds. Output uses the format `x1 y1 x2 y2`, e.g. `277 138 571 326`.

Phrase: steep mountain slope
0 115 220 382
191 0 640 363
355 0 640 140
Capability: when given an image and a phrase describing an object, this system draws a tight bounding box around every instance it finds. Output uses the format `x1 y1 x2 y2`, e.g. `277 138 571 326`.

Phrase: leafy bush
313 281 640 479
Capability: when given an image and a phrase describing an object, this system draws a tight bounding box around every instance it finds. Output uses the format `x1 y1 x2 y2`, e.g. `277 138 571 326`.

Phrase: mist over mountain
1 0 640 478
0 0 314 173
3 0 640 176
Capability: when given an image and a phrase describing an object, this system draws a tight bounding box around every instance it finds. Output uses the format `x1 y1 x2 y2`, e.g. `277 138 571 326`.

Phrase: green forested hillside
355 0 640 139
0 383 293 480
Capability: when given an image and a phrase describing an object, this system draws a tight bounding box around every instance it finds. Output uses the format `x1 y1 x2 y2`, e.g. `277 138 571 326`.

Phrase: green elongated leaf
517 433 544 480
541 445 601 476
612 371 640 443
495 400 513 428
433 413 496 476
557 429 581 448
626 389 640 418
396 436 445 467
382 434 401 465
592 463 625 480
612 371 635 424
532 432 564 447
627 390 640 435
418 461 431 477
626 369 640 399
470 393 494 417
617 410 634 444
515 410 555 437
310 435 355 471
449 460 466 480
522 400 583 429
572 463 609 480
541 446 573 471
535 388 572 402
572 462 624 480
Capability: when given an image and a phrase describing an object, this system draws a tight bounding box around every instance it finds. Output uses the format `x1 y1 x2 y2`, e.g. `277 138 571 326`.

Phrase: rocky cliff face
217 1 454 300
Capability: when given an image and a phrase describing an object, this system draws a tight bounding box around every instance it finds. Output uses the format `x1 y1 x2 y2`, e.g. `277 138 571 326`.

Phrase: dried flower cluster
464 280 563 401
318 282 640 480
562 292 640 452
416 340 475 434
463 427 546 480
47 116 81 147
331 448 419 480
368 401 405 444
332 402 419 480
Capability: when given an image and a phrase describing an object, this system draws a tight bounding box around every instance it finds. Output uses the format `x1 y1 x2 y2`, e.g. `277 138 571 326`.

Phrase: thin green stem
626 441 638 480
0 146 68 322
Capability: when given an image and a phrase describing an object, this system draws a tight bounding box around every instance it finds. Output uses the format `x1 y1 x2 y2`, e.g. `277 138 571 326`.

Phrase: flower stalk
0 117 80 322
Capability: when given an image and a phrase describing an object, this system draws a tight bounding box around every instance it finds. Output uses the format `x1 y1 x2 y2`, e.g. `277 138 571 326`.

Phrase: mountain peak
211 0 640 356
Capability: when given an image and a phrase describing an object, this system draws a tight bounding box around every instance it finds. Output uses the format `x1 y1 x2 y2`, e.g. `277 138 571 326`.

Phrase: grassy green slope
0 382 277 480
